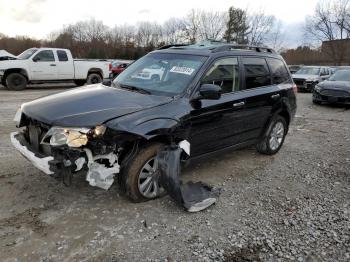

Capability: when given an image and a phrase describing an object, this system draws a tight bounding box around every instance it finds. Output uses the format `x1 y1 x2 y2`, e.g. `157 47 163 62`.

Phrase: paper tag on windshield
170 66 195 75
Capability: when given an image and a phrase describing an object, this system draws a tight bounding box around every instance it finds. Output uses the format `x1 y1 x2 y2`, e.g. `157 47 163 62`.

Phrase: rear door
189 57 248 156
56 50 74 79
30 50 58 80
239 56 277 140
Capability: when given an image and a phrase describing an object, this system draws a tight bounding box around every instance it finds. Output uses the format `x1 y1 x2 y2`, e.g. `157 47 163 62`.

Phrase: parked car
292 66 332 92
288 65 302 74
10 42 296 202
131 64 165 81
0 48 111 90
110 60 132 78
313 69 350 105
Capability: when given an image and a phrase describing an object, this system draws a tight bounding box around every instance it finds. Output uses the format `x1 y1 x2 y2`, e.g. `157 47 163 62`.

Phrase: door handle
50 64 56 66
271 94 280 99
233 101 245 107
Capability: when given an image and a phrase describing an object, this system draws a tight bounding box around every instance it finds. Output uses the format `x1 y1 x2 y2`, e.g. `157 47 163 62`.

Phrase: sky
0 0 319 48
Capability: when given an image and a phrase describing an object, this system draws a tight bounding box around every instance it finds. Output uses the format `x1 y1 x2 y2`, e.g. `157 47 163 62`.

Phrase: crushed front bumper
10 132 54 175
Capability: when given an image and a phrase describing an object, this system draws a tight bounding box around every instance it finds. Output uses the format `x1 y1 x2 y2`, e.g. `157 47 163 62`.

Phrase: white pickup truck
0 48 111 90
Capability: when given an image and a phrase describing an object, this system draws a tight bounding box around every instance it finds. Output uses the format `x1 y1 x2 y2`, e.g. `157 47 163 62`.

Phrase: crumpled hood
0 59 24 70
22 84 172 127
292 74 319 81
319 80 350 91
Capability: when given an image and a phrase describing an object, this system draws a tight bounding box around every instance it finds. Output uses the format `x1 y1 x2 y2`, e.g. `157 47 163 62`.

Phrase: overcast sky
0 0 319 47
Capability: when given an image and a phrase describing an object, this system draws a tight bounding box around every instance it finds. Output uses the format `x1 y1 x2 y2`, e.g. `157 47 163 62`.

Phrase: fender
107 117 182 140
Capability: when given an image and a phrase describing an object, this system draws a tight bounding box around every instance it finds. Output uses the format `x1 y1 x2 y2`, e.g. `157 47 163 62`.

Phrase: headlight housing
41 125 106 148
314 85 321 93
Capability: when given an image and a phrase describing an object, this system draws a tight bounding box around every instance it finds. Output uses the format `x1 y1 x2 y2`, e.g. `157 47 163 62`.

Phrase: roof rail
212 44 276 54
157 44 189 50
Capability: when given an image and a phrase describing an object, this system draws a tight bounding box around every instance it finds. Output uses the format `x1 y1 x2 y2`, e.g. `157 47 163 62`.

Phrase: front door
30 50 58 80
188 57 248 156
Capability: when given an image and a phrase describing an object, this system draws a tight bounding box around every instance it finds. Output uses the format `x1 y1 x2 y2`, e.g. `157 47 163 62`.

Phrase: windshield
328 70 350 81
295 67 320 75
17 48 38 60
113 53 207 96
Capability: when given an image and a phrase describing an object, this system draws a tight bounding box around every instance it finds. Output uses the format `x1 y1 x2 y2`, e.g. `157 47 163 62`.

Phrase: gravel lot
0 85 349 262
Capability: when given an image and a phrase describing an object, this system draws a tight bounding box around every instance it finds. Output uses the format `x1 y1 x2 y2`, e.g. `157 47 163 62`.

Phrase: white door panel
30 50 58 80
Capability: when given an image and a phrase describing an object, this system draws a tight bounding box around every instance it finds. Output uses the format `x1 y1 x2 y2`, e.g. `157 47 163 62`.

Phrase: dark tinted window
202 57 240 94
243 57 271 89
57 50 68 61
33 50 55 62
267 58 290 84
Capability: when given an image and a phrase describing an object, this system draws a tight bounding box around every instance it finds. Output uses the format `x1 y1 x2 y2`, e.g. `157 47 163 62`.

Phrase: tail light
292 84 298 93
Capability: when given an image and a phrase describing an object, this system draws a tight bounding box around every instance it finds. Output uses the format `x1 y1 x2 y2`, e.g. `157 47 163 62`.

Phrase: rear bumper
10 132 54 175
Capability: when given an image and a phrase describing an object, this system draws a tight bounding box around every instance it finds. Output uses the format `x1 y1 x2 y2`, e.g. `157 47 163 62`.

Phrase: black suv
11 42 297 202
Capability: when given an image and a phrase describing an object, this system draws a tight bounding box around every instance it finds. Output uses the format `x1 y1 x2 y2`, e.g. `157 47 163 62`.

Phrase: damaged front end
11 118 124 190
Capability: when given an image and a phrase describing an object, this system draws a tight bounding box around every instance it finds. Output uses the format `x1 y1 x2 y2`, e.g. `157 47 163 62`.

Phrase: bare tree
198 10 227 41
184 9 201 43
247 9 275 46
163 18 187 44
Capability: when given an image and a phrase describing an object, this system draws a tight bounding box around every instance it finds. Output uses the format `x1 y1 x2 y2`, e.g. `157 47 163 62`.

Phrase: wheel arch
4 68 29 81
87 68 103 78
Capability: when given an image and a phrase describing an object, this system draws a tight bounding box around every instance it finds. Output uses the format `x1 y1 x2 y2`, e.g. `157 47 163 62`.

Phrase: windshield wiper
118 84 151 95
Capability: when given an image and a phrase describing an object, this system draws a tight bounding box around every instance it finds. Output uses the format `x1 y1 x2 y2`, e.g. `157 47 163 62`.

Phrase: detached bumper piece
157 145 220 213
10 132 54 175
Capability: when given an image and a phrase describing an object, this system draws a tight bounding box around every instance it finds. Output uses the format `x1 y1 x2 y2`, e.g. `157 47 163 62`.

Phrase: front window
295 67 320 75
114 53 207 96
17 48 38 60
328 70 350 81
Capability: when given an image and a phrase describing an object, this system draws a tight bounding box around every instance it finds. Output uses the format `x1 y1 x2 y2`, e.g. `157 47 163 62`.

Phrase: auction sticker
170 66 195 75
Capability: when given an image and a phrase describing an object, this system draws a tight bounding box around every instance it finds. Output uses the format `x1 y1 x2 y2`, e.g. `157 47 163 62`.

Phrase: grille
293 79 305 87
320 89 350 98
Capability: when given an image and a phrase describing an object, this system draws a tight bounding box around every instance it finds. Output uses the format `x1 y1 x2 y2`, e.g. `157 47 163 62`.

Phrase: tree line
0 7 283 59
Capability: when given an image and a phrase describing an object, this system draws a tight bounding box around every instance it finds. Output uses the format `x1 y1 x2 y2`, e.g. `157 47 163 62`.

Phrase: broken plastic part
74 157 86 171
84 149 120 190
179 140 190 156
157 145 220 212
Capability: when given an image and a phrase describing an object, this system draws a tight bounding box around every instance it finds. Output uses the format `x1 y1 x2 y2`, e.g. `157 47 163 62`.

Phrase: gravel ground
0 85 349 262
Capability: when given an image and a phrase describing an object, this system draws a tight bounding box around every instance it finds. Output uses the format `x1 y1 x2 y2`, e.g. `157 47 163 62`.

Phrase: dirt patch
0 208 49 235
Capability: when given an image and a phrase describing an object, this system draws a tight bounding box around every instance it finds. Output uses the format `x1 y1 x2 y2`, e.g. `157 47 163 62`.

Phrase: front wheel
6 73 27 90
256 116 288 155
119 143 164 202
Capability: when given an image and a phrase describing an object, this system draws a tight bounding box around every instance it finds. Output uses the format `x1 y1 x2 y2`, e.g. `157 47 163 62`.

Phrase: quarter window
202 57 240 94
33 50 55 62
57 50 68 61
267 58 290 84
243 57 271 89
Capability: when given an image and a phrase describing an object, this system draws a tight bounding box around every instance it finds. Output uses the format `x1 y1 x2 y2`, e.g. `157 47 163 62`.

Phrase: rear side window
243 57 271 89
267 58 290 84
33 50 55 62
57 50 68 62
202 57 240 94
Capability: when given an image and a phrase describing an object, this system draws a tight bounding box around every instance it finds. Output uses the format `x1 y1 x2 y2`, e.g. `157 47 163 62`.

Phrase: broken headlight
41 125 106 148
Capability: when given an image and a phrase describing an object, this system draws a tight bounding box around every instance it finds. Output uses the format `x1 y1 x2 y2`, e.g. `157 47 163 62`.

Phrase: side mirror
102 79 112 86
199 84 221 100
32 57 39 62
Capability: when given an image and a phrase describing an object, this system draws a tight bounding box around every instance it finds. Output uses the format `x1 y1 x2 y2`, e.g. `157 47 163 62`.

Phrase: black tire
119 143 163 202
86 73 102 85
312 99 321 105
256 116 288 155
74 80 86 86
6 73 27 90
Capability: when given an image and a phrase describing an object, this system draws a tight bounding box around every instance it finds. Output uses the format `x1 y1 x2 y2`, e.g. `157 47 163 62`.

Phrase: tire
86 73 102 85
312 99 321 105
74 80 86 86
119 143 164 202
6 73 27 90
256 115 288 155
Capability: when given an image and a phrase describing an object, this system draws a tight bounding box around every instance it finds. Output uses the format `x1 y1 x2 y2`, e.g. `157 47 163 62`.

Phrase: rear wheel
256 116 287 155
6 73 27 90
86 73 102 85
119 143 164 202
